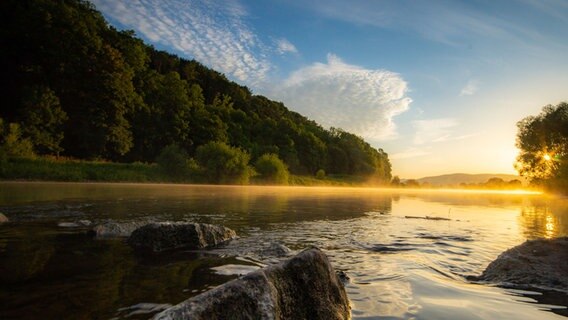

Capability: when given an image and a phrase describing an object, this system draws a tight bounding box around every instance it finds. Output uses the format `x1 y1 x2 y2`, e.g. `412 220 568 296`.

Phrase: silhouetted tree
516 102 567 192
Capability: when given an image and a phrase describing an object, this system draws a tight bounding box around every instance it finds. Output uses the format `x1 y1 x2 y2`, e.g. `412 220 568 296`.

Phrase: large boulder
128 222 237 252
0 213 8 224
152 247 351 320
473 237 568 291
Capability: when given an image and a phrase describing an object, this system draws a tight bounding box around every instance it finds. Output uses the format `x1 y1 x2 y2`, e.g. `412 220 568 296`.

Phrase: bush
255 153 289 185
156 144 191 179
0 120 35 158
196 141 252 184
315 169 325 179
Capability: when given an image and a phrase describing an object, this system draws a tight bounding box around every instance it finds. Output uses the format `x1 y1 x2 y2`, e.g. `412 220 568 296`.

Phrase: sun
543 154 552 161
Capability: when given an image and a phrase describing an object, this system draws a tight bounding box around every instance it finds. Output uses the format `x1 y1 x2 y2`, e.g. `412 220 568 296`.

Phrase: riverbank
0 156 363 186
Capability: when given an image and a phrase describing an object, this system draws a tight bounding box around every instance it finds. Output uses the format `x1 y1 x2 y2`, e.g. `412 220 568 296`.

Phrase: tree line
0 0 392 183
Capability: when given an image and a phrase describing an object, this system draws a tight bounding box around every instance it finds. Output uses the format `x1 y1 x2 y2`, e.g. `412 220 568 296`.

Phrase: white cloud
91 0 271 86
460 80 479 96
275 38 298 54
270 54 411 140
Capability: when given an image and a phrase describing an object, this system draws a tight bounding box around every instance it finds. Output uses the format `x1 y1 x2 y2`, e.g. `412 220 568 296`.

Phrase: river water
0 182 566 319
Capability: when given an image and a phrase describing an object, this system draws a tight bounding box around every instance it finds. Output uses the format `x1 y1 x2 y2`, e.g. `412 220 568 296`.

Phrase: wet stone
473 237 568 292
127 222 237 252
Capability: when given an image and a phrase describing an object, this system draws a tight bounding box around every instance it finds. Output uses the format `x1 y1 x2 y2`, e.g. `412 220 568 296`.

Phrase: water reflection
519 199 568 239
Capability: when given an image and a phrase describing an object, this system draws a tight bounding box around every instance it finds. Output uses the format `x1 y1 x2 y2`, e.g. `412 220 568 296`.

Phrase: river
0 182 566 319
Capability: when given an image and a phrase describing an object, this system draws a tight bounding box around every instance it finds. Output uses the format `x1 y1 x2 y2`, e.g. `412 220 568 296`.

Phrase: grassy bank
0 157 167 182
0 157 368 186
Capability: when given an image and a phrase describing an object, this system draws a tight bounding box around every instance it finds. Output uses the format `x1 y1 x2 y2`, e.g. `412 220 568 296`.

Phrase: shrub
315 169 325 179
0 120 35 158
196 141 252 184
156 144 191 179
255 153 289 185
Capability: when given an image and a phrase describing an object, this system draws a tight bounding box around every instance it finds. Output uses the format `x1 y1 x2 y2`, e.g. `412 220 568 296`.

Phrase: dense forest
0 0 392 183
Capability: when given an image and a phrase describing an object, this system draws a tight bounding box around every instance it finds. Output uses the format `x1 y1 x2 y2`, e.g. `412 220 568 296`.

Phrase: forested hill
0 0 391 181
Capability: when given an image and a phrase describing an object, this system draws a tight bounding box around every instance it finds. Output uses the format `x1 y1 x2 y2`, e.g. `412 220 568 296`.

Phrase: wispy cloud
412 118 477 145
301 0 567 48
275 38 298 55
390 147 431 160
270 54 411 140
91 0 271 85
413 118 458 145
460 79 479 96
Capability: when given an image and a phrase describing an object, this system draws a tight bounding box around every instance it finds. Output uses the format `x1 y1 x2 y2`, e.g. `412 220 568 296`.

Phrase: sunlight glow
545 214 556 239
543 153 552 161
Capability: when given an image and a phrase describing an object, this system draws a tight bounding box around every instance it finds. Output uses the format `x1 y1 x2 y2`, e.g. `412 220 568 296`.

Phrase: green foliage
0 119 35 158
196 142 252 184
156 144 192 179
515 102 568 192
327 128 392 182
20 86 67 155
255 153 289 184
315 169 326 179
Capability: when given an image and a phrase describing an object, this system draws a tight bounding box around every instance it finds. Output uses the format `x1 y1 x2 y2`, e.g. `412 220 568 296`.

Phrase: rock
0 213 8 223
152 247 351 320
337 271 350 284
128 222 237 252
92 221 149 238
58 220 92 228
473 237 568 291
260 242 292 258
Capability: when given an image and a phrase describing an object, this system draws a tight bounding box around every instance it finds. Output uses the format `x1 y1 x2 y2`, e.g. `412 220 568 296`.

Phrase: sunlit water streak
0 182 566 319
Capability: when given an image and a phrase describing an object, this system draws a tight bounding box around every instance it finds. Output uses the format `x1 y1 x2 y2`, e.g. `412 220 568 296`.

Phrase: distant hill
415 173 525 186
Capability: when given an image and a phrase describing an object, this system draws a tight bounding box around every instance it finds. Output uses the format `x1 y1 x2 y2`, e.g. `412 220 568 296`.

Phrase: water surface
0 182 567 319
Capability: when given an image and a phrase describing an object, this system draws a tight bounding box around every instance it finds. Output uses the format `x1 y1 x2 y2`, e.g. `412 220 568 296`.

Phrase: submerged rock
0 213 8 223
128 222 237 252
260 242 293 258
58 220 92 228
152 247 351 320
92 221 149 238
473 237 568 291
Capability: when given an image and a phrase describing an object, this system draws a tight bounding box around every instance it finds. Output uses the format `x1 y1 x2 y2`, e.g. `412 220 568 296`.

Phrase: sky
91 0 568 179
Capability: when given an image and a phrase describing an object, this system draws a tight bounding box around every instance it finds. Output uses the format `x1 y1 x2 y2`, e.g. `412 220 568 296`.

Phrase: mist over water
0 182 567 319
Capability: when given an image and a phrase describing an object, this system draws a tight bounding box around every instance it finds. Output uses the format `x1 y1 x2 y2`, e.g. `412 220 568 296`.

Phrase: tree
404 179 420 188
485 177 505 189
195 142 253 184
156 144 192 179
20 86 67 155
391 176 401 186
515 102 567 192
255 153 289 184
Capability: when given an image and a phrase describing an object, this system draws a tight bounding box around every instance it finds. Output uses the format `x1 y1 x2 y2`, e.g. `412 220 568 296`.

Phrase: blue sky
91 0 568 178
